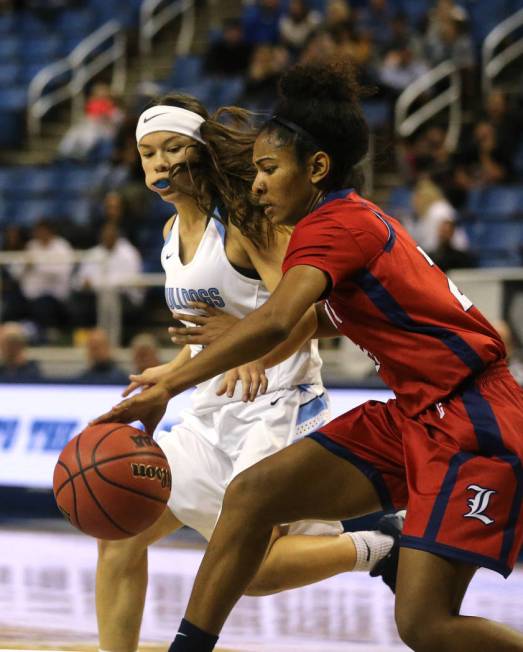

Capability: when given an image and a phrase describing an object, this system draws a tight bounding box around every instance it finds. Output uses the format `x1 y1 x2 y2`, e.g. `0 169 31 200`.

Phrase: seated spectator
278 0 322 55
354 0 395 52
481 89 523 163
76 327 128 384
410 177 469 252
428 218 476 272
70 223 144 329
324 0 352 32
424 7 474 70
0 224 28 323
239 44 289 112
57 82 123 161
298 28 337 65
204 18 253 78
130 333 161 374
0 322 41 381
378 42 429 99
11 219 73 341
242 0 283 45
493 320 523 387
453 119 513 191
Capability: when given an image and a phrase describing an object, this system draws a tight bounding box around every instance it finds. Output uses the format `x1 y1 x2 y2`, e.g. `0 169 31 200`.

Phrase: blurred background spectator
75 327 128 383
8 220 73 342
0 321 41 380
130 332 161 374
493 320 523 387
278 0 322 56
70 222 144 332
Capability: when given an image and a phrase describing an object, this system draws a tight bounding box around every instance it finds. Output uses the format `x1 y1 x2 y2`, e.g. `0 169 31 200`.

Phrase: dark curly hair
260 62 370 191
143 93 270 248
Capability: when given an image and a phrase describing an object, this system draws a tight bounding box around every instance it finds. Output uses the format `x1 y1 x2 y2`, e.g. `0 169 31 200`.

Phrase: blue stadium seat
0 169 15 191
169 55 204 89
59 166 97 195
0 87 27 110
362 100 390 130
0 12 16 34
20 36 61 62
386 185 412 216
480 186 523 218
0 111 24 148
0 64 20 88
397 0 431 26
0 37 19 59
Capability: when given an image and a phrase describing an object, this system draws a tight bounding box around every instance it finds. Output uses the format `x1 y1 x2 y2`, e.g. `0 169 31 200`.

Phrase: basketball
53 423 172 540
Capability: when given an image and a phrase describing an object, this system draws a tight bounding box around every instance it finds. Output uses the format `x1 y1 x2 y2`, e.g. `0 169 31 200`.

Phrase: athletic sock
168 618 219 652
347 529 394 572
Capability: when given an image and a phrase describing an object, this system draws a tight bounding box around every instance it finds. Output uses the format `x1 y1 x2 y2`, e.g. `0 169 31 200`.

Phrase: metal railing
395 60 462 152
139 0 195 58
483 7 523 95
27 20 127 138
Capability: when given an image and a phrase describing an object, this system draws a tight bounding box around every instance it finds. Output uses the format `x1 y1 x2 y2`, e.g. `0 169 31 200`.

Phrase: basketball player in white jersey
96 94 400 652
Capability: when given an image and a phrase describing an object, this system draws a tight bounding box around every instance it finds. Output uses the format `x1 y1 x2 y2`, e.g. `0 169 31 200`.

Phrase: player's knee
224 467 275 522
395 603 449 652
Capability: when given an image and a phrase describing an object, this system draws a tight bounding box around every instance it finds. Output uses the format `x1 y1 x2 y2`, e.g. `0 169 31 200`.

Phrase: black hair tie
271 115 321 149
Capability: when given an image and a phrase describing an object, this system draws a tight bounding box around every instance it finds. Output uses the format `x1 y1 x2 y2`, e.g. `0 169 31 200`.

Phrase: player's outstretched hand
90 384 171 435
122 362 174 397
216 361 268 402
169 301 239 345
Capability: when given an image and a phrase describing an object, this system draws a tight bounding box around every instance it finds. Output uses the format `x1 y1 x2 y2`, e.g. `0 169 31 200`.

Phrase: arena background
0 0 523 649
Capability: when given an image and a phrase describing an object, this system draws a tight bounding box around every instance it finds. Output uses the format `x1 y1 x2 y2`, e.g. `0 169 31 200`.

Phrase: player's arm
239 225 330 368
160 263 328 397
92 264 329 429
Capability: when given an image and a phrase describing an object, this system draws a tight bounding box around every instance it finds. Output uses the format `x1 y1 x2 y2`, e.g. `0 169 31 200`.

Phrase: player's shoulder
304 191 394 237
162 214 177 241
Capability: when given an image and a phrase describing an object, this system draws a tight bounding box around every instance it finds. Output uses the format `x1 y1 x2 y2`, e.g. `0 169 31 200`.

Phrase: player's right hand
122 362 174 397
90 383 171 435
216 361 268 402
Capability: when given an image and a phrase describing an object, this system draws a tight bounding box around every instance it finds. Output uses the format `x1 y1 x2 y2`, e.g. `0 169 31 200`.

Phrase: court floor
0 525 522 652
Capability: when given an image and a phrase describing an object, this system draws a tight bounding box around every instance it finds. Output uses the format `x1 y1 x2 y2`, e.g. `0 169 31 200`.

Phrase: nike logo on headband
143 112 170 123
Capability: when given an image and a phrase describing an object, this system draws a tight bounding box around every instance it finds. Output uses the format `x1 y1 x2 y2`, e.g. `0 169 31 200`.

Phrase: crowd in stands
0 0 522 368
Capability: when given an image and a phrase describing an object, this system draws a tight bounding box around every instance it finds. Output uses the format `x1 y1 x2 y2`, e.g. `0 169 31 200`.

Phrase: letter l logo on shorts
464 484 496 525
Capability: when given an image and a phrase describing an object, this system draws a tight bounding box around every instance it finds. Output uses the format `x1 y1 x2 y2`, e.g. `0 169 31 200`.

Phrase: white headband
136 105 205 144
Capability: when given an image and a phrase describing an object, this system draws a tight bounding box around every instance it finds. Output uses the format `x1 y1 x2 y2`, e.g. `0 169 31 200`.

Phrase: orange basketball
53 423 171 540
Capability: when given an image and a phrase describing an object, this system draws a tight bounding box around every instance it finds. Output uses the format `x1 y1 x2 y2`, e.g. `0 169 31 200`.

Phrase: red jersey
282 190 505 416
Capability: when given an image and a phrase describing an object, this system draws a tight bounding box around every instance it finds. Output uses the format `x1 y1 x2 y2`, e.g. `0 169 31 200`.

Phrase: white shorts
155 385 343 541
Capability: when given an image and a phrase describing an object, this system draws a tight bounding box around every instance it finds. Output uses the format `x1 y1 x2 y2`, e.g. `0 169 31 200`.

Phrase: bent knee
396 604 453 652
224 466 275 515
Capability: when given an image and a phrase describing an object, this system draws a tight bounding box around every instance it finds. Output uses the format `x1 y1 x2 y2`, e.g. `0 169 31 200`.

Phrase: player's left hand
216 360 268 402
169 301 239 345
90 383 171 435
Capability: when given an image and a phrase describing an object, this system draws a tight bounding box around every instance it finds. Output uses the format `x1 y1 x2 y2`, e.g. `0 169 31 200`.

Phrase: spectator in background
57 82 123 161
354 0 395 52
130 332 161 375
239 44 289 112
278 0 322 56
482 89 523 163
493 320 523 387
0 322 41 381
423 6 474 71
70 222 143 329
242 0 282 45
428 218 476 272
76 327 128 384
299 28 337 64
379 42 429 100
410 177 469 253
453 118 513 191
0 224 28 322
12 219 73 341
204 18 252 78
324 0 352 32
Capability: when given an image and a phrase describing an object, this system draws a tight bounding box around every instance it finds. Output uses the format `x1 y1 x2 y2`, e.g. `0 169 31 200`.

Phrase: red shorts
310 362 523 577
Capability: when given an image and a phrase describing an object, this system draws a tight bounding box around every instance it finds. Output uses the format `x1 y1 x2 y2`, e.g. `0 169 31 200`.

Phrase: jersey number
417 246 473 311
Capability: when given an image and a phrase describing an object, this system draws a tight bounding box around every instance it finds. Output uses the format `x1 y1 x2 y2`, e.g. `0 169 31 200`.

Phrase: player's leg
245 518 401 596
395 547 523 651
182 435 387 635
234 389 402 596
97 508 182 652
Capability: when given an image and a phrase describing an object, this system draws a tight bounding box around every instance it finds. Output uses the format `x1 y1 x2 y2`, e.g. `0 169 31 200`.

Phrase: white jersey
161 216 323 416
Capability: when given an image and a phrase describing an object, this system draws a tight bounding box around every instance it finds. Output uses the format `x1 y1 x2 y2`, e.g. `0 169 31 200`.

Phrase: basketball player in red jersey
94 62 523 652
